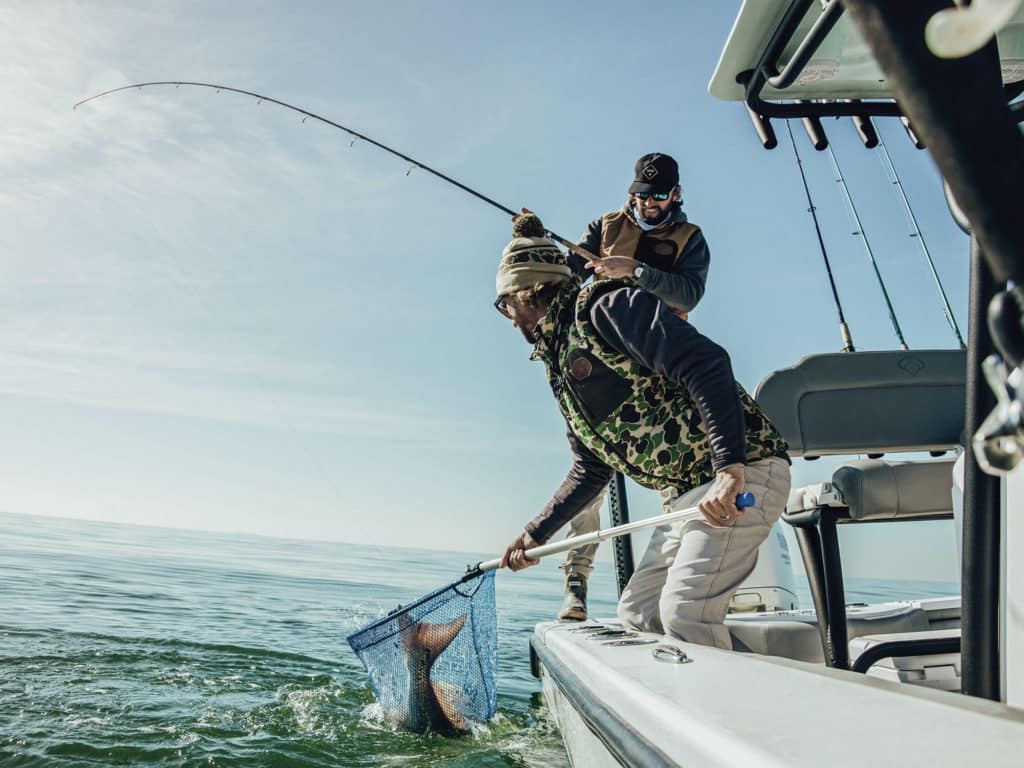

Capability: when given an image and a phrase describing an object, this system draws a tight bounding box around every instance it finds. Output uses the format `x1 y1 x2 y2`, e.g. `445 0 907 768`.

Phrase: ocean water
0 512 958 767
0 512 615 767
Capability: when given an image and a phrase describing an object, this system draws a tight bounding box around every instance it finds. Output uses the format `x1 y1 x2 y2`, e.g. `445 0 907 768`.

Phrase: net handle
470 492 754 576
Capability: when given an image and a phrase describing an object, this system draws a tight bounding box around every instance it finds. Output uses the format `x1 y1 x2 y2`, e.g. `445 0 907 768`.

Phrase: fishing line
786 120 855 352
827 142 909 350
876 132 966 349
74 81 595 263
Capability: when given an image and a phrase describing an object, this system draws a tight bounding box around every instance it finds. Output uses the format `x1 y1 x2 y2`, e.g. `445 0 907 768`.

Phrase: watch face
634 266 644 278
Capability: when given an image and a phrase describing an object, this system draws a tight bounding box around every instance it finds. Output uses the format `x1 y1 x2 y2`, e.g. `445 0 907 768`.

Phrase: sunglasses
633 191 671 201
494 295 513 318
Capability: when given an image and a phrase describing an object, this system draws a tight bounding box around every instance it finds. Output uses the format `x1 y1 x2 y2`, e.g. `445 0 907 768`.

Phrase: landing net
346 570 497 735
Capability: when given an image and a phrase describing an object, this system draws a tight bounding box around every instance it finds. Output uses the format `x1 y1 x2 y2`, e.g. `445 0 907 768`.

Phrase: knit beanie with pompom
495 213 572 297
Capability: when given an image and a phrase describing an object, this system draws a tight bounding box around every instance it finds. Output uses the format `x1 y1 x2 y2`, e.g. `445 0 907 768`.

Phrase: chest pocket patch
565 349 632 426
570 357 593 380
638 238 678 272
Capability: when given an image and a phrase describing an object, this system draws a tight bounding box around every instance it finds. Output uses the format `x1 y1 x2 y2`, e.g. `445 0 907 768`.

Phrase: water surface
0 512 957 766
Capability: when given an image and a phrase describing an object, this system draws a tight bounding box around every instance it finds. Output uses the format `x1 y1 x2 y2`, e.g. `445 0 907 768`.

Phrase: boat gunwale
530 633 679 768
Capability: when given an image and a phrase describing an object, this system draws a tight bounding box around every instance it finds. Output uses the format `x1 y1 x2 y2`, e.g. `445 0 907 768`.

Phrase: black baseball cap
628 153 679 195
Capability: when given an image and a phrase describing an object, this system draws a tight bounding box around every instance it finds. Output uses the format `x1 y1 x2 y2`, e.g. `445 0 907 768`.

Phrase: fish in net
347 570 497 736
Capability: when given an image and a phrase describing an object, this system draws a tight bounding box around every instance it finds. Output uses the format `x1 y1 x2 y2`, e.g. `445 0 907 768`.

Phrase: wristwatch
633 265 644 279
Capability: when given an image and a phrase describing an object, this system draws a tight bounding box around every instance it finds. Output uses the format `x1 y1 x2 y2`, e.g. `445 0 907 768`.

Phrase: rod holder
746 105 777 149
901 116 926 149
801 115 828 150
852 114 879 148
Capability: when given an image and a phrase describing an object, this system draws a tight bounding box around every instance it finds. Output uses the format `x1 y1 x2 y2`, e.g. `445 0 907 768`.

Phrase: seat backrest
832 458 957 520
754 350 966 457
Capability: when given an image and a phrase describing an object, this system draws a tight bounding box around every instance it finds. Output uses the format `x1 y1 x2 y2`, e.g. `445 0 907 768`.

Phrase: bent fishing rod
73 81 597 264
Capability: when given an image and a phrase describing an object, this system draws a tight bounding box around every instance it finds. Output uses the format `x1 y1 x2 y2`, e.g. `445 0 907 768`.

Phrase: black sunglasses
633 191 671 201
494 295 512 317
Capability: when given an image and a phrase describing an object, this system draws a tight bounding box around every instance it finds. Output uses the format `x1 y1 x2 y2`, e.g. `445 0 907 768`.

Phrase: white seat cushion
786 458 957 521
832 458 957 520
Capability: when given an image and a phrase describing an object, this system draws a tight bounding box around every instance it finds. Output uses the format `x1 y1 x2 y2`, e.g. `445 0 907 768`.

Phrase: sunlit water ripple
0 512 607 766
0 512 956 766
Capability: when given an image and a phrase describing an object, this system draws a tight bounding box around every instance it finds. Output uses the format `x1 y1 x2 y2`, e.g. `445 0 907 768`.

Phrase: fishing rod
786 121 855 352
876 132 966 350
73 81 597 264
827 142 909 350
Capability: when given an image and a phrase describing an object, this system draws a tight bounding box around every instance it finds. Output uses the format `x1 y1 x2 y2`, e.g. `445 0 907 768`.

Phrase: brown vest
600 207 699 319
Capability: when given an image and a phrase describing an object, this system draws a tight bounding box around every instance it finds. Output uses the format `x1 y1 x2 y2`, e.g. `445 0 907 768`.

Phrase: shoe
557 571 588 621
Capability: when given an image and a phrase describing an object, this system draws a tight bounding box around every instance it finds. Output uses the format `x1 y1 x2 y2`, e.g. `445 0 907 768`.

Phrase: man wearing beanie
546 152 712 621
494 213 790 649
495 226 575 303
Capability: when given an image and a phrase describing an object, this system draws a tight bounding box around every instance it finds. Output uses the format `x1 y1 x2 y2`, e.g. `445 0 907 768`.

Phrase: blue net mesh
346 570 497 736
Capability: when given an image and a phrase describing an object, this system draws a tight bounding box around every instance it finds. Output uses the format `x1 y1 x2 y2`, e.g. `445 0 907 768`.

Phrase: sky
2 1 968 581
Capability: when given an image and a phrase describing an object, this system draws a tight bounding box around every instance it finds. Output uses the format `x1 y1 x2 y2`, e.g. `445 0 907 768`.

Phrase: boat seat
781 457 956 669
791 458 959 522
754 349 966 458
727 603 930 663
754 350 966 670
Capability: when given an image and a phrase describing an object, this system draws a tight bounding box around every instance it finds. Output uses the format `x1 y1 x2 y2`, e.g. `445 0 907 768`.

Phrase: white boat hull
531 619 1024 768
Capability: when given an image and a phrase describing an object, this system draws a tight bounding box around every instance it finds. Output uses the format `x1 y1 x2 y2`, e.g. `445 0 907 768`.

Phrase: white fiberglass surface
708 0 1024 103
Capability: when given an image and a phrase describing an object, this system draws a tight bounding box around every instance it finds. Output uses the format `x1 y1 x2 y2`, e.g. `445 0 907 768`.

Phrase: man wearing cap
552 152 712 621
494 213 790 649
573 152 709 315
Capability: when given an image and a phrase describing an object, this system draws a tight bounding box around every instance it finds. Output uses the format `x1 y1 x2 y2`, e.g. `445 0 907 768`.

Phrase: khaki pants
617 457 791 649
561 483 678 577
559 486 607 577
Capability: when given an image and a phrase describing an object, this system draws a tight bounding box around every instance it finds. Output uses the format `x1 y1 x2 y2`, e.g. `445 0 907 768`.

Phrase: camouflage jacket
525 280 787 544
